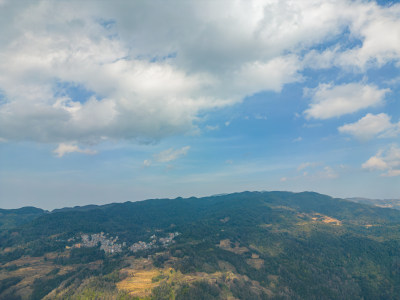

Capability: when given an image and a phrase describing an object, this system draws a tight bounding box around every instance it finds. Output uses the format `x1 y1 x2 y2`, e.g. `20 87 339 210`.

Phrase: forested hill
347 197 400 210
2 191 400 299
7 191 400 243
0 206 47 231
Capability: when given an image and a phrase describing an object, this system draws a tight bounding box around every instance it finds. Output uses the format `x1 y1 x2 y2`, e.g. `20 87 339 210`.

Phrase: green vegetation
175 281 222 300
53 272 134 300
31 271 76 300
0 277 22 294
1 191 400 299
0 207 46 231
54 247 105 265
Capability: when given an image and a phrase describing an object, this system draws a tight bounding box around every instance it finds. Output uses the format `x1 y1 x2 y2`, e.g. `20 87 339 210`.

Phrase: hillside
0 207 47 231
1 191 400 299
347 197 400 210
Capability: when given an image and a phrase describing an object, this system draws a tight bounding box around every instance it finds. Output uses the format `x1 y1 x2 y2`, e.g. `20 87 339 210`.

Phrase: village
72 232 180 254
129 232 180 252
72 232 124 254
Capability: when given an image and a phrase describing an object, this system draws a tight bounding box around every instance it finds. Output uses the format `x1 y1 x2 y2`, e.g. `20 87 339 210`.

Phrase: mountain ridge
2 191 400 299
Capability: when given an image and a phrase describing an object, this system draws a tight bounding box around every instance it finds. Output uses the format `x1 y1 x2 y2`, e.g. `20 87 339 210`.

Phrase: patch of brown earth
311 213 342 226
246 258 264 270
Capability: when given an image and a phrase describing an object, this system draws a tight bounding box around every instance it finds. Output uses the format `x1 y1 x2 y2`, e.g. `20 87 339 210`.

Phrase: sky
0 0 399 210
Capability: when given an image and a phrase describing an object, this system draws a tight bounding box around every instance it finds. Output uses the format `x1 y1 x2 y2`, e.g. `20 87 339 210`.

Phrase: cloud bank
0 0 399 146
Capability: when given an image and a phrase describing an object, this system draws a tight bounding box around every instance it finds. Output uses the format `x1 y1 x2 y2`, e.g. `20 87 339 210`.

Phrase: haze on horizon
0 0 399 210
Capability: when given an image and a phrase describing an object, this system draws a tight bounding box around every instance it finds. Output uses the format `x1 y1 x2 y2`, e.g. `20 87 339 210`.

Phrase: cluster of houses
129 232 180 253
75 232 124 254
73 232 180 254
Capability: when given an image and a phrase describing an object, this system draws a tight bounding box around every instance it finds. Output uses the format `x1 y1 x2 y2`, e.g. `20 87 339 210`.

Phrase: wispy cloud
295 162 338 179
53 143 97 158
154 146 190 163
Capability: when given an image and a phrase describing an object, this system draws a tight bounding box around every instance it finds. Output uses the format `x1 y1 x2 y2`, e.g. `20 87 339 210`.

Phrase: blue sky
0 0 399 209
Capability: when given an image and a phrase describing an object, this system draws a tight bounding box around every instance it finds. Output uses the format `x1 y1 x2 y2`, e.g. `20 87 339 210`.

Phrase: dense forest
1 191 400 299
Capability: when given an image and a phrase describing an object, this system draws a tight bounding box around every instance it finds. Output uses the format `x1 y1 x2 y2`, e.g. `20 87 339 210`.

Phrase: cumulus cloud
0 1 399 146
362 145 400 176
303 2 400 70
338 2 400 70
154 146 190 163
0 1 303 145
53 143 97 158
304 83 388 119
231 55 303 95
338 113 399 141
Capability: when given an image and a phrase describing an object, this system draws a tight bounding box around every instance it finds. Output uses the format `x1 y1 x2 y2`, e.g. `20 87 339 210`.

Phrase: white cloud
304 83 388 119
362 145 400 176
362 155 388 171
338 113 399 141
154 146 190 163
303 2 400 70
338 2 400 70
0 1 304 145
0 1 400 146
231 55 303 95
143 159 152 167
53 143 97 158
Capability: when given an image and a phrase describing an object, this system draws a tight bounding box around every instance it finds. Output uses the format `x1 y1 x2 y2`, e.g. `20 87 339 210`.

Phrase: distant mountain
51 204 102 213
347 197 400 210
1 191 400 299
0 206 47 231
